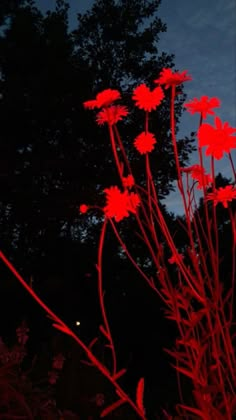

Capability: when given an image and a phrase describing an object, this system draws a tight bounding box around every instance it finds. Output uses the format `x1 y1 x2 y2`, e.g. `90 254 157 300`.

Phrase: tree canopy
0 0 195 274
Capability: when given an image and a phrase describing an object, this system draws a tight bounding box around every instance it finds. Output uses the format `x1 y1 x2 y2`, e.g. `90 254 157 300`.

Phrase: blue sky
157 0 236 213
35 0 236 214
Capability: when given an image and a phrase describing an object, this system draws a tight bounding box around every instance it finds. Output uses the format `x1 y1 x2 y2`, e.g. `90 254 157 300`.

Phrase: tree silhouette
0 0 195 275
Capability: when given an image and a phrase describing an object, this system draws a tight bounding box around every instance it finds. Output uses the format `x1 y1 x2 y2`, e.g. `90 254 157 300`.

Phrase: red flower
198 116 236 159
188 164 212 190
154 68 192 89
80 204 88 214
197 173 212 190
184 96 221 119
83 89 121 109
132 83 164 111
134 131 156 154
96 105 128 126
206 185 236 208
103 186 140 222
122 174 135 188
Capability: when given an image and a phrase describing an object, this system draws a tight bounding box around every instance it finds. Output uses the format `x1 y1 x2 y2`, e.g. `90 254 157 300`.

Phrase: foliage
0 321 65 419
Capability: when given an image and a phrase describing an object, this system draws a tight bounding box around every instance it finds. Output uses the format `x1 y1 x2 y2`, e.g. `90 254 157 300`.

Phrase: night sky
35 0 236 214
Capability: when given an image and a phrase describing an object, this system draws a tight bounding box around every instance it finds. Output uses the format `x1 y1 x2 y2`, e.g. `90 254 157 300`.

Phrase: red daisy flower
103 186 140 222
197 116 236 159
96 105 128 126
83 89 121 109
184 96 221 119
189 164 212 190
134 131 156 154
79 204 88 214
206 185 236 208
132 83 164 111
154 68 192 89
122 174 135 188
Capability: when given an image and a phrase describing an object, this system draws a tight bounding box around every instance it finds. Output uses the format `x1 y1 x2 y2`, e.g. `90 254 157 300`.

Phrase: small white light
75 321 81 326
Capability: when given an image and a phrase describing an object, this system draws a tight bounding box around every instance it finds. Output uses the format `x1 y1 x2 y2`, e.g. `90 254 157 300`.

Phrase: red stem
97 218 117 375
0 250 147 420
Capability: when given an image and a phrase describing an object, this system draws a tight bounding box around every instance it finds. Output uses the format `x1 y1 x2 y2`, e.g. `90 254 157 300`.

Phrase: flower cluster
81 68 236 220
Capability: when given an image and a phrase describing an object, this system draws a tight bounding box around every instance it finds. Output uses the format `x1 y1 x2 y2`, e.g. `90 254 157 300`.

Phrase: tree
72 0 195 195
0 0 27 25
0 0 195 274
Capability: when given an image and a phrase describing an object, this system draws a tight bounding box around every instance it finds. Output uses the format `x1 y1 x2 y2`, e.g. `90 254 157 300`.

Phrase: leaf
112 368 127 380
171 364 195 381
99 325 110 339
164 348 191 367
95 263 101 272
100 398 125 417
177 338 199 351
88 337 98 349
52 323 72 336
178 404 205 419
136 377 145 415
80 359 93 367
